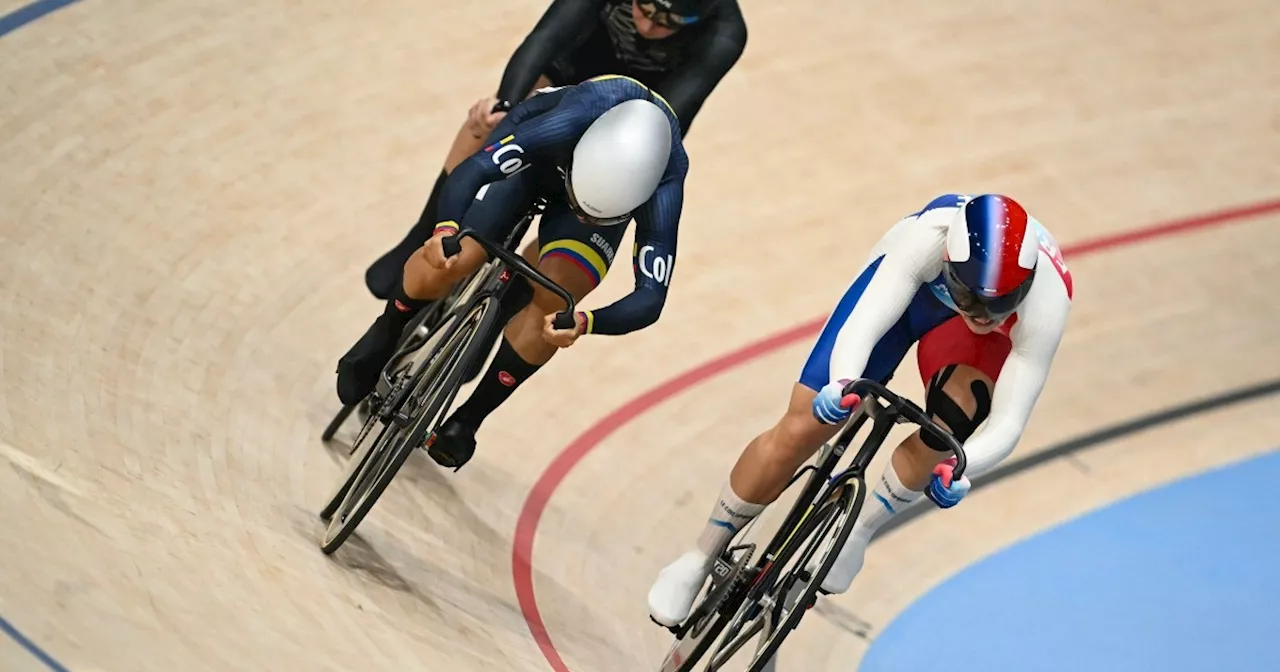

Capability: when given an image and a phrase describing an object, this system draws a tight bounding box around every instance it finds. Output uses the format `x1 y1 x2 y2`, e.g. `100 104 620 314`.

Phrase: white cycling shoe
818 529 871 595
647 550 713 627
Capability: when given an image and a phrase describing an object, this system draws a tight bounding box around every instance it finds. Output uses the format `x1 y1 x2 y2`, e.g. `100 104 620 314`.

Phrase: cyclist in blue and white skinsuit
648 193 1074 627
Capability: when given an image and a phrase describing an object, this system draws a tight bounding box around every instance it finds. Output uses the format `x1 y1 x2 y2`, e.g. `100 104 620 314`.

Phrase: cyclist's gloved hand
812 379 860 425
925 457 971 508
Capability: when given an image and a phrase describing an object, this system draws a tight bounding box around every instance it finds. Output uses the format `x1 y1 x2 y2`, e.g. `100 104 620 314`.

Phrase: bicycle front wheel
744 478 865 671
702 479 862 671
318 294 499 554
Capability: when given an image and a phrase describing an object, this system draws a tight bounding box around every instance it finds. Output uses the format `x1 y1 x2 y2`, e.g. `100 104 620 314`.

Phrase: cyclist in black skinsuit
363 0 747 300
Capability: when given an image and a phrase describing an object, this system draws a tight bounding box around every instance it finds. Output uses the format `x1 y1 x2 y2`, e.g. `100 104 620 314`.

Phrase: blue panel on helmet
909 193 967 219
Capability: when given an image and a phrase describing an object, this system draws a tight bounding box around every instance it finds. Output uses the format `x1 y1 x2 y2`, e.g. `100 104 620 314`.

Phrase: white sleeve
827 222 939 385
961 264 1071 477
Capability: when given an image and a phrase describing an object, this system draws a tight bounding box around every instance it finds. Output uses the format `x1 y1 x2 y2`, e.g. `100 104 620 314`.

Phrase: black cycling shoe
335 314 403 406
425 416 478 470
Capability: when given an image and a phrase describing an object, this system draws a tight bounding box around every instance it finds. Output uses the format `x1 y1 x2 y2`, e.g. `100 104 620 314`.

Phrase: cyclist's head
566 98 672 227
943 194 1039 327
633 0 711 37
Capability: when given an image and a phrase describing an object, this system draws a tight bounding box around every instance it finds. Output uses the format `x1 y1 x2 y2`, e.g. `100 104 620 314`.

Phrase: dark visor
944 263 1024 321
636 2 700 29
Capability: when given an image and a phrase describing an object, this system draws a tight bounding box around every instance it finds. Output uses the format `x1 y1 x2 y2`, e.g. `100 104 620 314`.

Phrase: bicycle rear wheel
318 294 499 554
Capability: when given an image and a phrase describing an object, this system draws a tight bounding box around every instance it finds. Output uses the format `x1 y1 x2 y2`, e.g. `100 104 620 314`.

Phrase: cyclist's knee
917 363 993 454
525 283 568 318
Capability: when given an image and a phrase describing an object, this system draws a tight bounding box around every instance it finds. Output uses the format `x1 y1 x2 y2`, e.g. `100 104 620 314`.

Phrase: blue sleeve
582 150 687 335
435 87 596 227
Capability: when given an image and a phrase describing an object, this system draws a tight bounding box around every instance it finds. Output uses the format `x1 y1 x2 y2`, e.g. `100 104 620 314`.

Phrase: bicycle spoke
707 610 766 671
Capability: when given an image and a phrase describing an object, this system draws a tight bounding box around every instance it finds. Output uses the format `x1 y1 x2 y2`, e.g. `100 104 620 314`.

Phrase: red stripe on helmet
990 197 1033 295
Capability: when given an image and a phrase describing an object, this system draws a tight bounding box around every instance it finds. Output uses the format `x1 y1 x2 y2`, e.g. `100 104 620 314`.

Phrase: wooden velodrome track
1 1 1278 670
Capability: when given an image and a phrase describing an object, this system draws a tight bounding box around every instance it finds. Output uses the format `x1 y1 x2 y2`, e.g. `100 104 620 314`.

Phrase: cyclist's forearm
578 289 665 336
435 155 501 226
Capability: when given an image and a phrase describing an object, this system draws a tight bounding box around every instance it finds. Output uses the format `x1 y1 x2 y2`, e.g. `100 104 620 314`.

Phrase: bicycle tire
320 403 356 442
705 486 851 671
316 301 466 520
659 447 847 672
318 376 410 522
319 294 498 554
744 479 865 672
319 289 453 443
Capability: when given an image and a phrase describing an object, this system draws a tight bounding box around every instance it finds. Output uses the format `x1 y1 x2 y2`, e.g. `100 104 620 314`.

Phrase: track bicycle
320 260 468 446
656 378 968 672
320 99 519 446
317 202 578 554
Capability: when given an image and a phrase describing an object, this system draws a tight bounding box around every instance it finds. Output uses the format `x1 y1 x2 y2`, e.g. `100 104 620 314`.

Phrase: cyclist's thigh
918 361 995 445
915 317 1012 387
534 198 627 301
911 318 1010 447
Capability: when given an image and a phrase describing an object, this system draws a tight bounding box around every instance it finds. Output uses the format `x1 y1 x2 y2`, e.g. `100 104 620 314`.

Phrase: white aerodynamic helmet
566 98 673 226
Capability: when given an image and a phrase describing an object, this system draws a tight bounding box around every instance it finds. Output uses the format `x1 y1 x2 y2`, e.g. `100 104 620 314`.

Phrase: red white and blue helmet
943 194 1039 321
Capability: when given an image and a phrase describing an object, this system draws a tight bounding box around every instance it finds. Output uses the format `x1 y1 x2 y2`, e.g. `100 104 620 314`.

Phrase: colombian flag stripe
540 239 607 287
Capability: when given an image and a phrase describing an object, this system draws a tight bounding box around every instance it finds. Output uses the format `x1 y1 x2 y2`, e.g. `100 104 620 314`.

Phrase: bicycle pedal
423 433 467 472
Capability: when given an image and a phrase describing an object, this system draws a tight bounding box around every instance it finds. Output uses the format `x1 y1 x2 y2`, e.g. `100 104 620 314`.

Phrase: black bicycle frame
440 214 577 331
374 205 549 399
759 378 968 564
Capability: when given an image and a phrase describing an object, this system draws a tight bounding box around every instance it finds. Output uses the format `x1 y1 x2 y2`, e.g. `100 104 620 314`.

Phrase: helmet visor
943 263 1023 322
564 166 634 227
636 1 701 29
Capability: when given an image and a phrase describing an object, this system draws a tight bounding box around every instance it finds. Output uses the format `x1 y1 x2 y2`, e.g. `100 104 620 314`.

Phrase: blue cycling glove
812 379 861 425
925 457 972 508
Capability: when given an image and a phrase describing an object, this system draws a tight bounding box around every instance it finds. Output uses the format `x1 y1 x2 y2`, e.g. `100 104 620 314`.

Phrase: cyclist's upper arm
658 10 747 134
495 0 604 102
